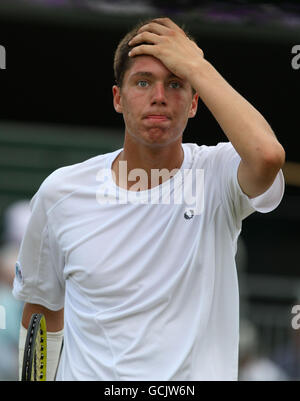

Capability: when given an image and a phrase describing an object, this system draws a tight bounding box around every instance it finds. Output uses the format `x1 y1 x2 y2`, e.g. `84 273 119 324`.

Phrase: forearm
190 59 284 170
22 303 64 331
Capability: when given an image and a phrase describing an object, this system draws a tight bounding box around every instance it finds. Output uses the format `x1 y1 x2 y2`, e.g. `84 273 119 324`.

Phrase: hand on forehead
128 17 204 82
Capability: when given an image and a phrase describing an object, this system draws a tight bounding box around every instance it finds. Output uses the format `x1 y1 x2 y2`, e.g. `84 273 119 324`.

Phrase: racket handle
45 329 64 381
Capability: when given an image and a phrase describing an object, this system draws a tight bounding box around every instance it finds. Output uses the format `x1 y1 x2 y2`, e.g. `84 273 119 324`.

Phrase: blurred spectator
0 200 30 381
239 319 288 381
3 200 31 246
272 322 300 380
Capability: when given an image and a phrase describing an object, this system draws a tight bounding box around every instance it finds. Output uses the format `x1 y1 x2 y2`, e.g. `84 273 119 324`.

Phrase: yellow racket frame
22 313 47 381
33 314 47 381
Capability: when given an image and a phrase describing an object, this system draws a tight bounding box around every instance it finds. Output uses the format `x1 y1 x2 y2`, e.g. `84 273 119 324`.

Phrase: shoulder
34 150 120 213
183 142 236 167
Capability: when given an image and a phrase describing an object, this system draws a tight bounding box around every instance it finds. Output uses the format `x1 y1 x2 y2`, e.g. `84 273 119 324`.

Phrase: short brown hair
113 18 197 92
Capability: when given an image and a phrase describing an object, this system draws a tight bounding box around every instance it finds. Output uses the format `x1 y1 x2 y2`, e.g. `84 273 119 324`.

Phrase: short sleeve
212 142 285 228
12 182 65 311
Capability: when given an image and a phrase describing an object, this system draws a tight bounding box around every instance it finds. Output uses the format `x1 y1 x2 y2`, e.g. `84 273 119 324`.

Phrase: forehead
124 56 177 81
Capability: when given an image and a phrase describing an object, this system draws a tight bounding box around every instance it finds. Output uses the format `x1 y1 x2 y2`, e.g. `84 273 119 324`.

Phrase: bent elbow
265 143 285 171
251 143 285 185
260 143 286 173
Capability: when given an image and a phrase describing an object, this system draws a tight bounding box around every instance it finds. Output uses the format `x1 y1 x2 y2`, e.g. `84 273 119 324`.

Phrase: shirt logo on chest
184 209 194 220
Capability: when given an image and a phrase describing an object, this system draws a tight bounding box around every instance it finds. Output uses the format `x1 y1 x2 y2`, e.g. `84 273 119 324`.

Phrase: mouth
144 115 170 122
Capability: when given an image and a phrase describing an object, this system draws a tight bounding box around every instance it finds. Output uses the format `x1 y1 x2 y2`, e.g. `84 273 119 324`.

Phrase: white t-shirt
13 142 284 381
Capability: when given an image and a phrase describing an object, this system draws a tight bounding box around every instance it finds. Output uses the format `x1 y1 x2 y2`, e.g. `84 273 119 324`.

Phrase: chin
129 128 182 148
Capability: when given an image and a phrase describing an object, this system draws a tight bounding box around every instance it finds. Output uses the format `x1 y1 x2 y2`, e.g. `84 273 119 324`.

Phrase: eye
137 80 149 88
169 81 181 89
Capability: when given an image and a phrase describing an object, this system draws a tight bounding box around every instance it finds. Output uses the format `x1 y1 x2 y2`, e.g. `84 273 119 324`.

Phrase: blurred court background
0 0 299 381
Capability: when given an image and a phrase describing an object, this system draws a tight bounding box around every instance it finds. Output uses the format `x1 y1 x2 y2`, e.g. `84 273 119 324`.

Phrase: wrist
188 58 213 93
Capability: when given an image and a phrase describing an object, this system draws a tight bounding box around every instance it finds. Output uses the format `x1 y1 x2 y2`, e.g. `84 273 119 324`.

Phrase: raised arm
179 58 285 198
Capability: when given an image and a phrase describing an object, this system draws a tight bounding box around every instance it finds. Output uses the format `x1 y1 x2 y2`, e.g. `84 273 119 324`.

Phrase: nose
151 82 167 106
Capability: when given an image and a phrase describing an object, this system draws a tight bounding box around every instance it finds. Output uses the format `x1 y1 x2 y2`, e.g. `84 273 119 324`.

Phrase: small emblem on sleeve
15 262 23 283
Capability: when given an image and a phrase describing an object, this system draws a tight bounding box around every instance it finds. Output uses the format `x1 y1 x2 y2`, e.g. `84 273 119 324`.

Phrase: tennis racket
22 313 47 381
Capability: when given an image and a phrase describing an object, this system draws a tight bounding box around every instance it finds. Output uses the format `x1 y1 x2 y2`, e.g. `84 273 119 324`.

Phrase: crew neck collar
106 145 189 200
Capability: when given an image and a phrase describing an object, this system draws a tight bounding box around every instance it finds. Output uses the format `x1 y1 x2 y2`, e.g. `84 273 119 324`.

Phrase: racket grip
46 329 64 381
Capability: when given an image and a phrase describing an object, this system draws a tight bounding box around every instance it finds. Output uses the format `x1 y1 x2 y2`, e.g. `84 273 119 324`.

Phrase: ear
188 93 199 118
112 85 123 114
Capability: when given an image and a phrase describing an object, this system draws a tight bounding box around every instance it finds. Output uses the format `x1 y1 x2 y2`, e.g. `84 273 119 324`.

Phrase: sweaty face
113 56 198 148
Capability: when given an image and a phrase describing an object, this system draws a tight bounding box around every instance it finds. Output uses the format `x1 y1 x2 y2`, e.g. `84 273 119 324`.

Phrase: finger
152 17 183 33
128 44 157 58
137 21 170 36
128 31 161 47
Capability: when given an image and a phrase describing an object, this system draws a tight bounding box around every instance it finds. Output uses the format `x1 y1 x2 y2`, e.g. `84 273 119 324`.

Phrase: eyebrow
129 71 181 80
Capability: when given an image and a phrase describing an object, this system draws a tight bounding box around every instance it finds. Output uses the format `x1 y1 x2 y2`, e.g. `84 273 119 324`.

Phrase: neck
112 134 184 191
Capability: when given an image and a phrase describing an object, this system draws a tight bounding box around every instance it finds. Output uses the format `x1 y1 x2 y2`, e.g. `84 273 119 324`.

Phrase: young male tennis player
14 18 285 381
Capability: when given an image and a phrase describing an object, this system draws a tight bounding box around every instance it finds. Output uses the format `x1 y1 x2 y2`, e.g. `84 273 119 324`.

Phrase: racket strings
25 316 37 380
36 326 46 380
34 321 46 380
